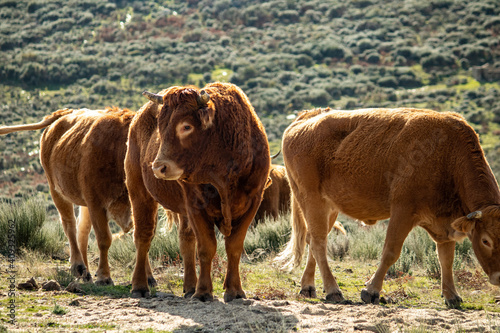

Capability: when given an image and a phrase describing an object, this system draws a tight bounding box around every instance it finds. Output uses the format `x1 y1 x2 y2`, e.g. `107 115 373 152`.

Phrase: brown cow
254 164 291 222
125 82 270 301
279 107 500 307
0 108 136 285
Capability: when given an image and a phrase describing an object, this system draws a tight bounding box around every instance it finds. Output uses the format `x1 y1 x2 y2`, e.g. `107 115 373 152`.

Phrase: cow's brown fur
0 107 136 285
255 164 291 222
280 107 500 306
125 82 270 301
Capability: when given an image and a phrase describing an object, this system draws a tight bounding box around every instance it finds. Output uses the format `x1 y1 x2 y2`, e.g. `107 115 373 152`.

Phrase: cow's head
452 206 500 286
143 87 215 183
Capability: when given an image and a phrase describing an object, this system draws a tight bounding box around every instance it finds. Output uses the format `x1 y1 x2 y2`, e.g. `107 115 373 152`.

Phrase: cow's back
284 108 474 221
41 108 135 221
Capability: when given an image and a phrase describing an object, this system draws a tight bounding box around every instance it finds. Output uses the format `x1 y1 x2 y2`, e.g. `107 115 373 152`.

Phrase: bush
0 196 64 256
245 215 291 259
421 52 456 71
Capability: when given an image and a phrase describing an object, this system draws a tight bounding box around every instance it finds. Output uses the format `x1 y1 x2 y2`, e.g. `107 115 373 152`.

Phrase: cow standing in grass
279 107 500 307
0 107 138 285
126 82 270 301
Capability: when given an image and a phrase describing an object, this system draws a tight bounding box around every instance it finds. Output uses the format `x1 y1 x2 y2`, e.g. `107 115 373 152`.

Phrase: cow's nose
490 272 500 286
152 160 169 179
152 159 184 180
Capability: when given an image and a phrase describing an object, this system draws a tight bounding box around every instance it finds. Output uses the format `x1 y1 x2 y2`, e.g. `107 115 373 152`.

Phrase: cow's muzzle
152 159 184 180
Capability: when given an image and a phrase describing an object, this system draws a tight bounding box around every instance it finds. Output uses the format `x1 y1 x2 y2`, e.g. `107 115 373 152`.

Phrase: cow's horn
197 90 210 106
271 150 281 159
142 91 164 104
467 211 482 220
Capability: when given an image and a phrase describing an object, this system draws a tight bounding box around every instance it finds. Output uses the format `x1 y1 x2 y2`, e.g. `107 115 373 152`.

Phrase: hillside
0 0 499 201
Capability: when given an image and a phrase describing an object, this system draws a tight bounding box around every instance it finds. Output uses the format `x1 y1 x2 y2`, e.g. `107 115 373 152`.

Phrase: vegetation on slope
0 0 499 199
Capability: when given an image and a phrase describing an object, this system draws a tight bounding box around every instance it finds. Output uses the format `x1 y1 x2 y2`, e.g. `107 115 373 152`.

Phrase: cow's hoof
192 292 214 302
361 288 379 304
326 291 344 303
147 276 157 288
445 295 463 309
300 286 317 298
82 271 93 283
71 263 88 278
95 277 114 286
131 289 150 298
224 290 246 303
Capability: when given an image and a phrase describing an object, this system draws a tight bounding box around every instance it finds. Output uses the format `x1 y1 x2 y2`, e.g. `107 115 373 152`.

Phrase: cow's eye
176 121 194 141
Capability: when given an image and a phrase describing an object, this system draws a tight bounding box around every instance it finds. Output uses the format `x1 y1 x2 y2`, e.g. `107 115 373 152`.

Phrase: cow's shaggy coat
126 82 270 301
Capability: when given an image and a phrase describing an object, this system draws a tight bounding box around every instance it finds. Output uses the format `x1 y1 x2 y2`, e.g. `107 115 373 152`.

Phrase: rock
17 277 39 290
42 280 61 291
66 281 84 294
156 292 175 299
69 299 80 306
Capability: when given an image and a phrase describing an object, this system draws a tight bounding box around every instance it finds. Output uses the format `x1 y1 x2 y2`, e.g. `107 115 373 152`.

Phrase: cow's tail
274 193 307 271
0 108 74 135
333 220 346 235
162 209 180 231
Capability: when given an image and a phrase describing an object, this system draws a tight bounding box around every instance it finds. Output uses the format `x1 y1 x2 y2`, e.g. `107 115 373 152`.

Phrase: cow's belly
324 193 390 221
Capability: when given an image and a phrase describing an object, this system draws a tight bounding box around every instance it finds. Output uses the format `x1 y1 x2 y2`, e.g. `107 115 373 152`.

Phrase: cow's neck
454 145 500 213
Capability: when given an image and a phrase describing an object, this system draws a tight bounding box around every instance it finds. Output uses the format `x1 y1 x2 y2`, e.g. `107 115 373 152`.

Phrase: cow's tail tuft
274 194 307 271
162 209 180 231
0 108 74 135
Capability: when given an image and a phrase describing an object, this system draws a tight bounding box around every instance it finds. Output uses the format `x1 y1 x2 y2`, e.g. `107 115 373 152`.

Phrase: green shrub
0 196 64 256
348 223 386 261
244 215 291 259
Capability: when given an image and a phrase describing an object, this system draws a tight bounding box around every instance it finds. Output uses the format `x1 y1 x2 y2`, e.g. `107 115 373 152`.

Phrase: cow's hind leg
300 242 317 298
362 209 414 304
299 196 343 302
51 190 88 280
88 206 114 286
77 206 93 282
300 211 340 299
437 241 462 307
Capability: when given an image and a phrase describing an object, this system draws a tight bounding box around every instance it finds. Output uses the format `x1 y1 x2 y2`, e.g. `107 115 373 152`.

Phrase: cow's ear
198 106 214 130
451 216 476 234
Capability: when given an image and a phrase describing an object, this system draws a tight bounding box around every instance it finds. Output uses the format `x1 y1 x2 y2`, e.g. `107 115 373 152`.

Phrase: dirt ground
6 290 500 332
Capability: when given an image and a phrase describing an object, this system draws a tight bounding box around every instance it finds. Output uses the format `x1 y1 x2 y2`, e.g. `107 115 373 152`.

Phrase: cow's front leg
223 197 261 302
189 213 216 301
437 241 462 307
130 199 159 298
178 214 197 297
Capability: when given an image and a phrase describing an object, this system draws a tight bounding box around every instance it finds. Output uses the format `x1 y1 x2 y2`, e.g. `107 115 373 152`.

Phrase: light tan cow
0 108 136 285
279 107 500 307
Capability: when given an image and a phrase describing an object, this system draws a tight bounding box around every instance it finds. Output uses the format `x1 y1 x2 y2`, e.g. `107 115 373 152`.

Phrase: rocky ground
5 288 500 332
